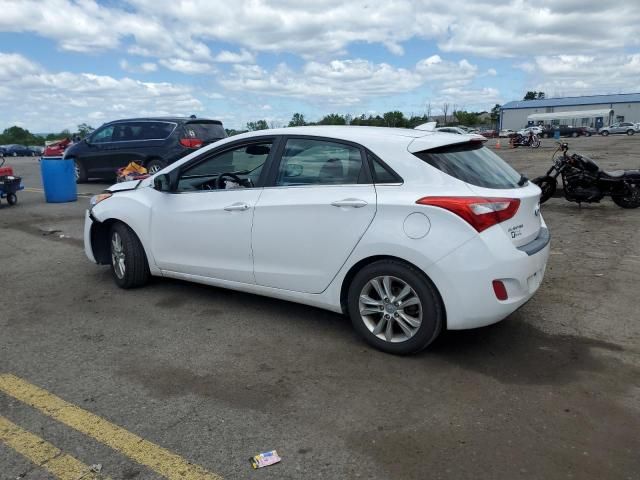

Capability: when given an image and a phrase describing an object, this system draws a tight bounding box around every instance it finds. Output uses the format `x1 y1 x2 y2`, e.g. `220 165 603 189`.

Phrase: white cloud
0 52 203 131
2 0 636 62
159 58 215 74
120 59 158 73
213 49 255 63
520 54 640 97
220 56 486 106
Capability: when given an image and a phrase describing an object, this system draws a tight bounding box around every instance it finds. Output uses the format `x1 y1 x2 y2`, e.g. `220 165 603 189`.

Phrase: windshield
413 142 522 189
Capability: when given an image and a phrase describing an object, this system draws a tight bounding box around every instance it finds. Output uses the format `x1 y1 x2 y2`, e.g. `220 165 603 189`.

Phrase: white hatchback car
85 126 549 354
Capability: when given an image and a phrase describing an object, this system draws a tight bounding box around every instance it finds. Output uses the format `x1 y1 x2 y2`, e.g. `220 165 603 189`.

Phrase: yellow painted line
0 415 108 479
23 187 93 197
0 374 222 480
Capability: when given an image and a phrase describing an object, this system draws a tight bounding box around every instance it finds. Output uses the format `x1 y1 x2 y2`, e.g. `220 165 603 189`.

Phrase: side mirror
153 173 173 192
284 163 303 177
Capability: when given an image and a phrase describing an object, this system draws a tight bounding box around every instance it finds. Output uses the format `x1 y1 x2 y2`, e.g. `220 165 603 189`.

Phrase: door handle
331 198 368 208
224 202 250 211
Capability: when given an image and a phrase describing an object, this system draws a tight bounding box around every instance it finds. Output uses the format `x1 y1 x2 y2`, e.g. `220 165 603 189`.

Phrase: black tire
571 131 578 138
146 159 166 175
347 259 444 355
627 130 634 136
533 175 557 203
543 133 549 138
612 183 640 209
601 130 609 136
74 159 88 183
109 222 150 289
6 193 17 205
586 132 592 137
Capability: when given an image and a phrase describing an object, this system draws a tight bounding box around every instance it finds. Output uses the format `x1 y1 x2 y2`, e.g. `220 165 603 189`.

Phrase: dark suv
539 125 590 138
64 117 226 182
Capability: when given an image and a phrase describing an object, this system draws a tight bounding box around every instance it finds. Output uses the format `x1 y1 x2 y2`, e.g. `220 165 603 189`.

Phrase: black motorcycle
510 132 541 148
533 143 640 208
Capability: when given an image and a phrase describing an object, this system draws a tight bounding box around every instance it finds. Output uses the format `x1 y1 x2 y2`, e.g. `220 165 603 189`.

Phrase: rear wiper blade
518 174 528 186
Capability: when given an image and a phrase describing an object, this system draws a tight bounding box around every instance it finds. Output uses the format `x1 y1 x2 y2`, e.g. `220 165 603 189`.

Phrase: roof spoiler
414 122 437 132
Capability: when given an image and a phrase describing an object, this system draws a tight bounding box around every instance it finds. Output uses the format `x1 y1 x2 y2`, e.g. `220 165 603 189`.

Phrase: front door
150 139 274 283
252 137 376 294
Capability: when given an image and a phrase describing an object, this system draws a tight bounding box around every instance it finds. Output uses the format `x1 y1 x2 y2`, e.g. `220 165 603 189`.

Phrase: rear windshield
183 122 226 142
413 142 522 189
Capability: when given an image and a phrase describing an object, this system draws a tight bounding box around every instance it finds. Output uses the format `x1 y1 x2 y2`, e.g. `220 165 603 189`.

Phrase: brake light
180 138 203 149
416 196 520 232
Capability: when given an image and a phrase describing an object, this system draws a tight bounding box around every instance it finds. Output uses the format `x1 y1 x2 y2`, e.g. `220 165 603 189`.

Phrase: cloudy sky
1 0 639 132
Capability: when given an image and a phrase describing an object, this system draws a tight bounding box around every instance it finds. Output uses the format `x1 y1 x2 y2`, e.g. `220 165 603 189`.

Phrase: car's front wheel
348 260 443 355
601 130 609 136
146 159 165 175
74 159 87 183
110 223 150 289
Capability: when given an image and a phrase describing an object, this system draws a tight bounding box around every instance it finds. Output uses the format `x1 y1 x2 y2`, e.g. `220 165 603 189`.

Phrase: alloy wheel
111 232 126 280
359 276 422 343
148 164 161 174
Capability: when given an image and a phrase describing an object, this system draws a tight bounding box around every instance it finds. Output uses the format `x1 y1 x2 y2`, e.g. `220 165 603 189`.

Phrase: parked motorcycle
533 143 640 208
510 132 541 148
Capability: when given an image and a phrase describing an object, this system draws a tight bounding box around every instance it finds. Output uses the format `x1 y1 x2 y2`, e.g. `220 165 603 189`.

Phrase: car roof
105 117 223 125
226 125 474 153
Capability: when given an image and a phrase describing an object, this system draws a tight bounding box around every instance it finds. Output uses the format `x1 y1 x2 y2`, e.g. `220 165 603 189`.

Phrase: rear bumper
84 210 97 264
425 225 550 330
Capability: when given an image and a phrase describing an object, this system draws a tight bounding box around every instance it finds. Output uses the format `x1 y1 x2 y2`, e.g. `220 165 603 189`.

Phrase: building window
616 115 625 122
581 118 590 126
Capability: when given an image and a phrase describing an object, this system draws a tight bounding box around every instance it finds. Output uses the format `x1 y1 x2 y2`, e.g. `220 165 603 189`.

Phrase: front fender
90 188 160 274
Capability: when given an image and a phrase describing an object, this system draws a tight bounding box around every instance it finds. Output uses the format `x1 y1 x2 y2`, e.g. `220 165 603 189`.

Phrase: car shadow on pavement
428 314 635 387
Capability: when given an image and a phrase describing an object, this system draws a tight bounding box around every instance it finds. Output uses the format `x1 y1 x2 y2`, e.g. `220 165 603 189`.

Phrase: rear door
251 137 376 293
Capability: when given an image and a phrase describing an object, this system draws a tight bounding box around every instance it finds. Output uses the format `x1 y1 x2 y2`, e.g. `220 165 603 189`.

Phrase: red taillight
416 196 520 232
180 138 203 149
492 280 508 300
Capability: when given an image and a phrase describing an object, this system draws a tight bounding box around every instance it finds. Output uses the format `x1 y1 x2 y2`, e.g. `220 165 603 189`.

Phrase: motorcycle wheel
533 176 557 204
612 183 640 209
530 139 541 148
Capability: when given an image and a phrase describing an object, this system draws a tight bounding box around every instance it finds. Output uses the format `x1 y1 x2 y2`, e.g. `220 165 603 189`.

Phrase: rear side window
368 153 401 184
183 122 226 142
413 142 522 189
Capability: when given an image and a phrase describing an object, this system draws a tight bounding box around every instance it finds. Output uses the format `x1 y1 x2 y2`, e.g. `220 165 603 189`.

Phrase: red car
479 129 498 138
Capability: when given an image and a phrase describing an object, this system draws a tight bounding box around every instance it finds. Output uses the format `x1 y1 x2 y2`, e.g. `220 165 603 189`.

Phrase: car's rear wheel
110 223 150 289
348 260 443 355
601 130 609 136
146 159 165 175
571 131 578 138
627 130 634 136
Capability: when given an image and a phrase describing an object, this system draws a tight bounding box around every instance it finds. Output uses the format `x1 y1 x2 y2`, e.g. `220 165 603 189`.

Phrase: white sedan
85 126 550 354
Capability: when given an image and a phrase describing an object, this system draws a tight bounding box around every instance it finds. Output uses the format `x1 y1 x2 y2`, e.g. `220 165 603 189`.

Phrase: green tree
537 91 545 99
288 113 307 127
490 104 501 126
246 120 269 131
454 111 480 126
318 113 346 125
77 123 94 138
0 126 44 146
383 111 407 128
523 91 537 100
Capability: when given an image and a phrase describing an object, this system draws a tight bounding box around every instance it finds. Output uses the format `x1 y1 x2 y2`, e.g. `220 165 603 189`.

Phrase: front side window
413 142 522 189
91 126 114 143
176 141 272 192
276 138 364 186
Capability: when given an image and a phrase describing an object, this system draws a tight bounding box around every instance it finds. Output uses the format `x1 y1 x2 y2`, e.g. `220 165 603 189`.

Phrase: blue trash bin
553 129 561 140
40 157 77 203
